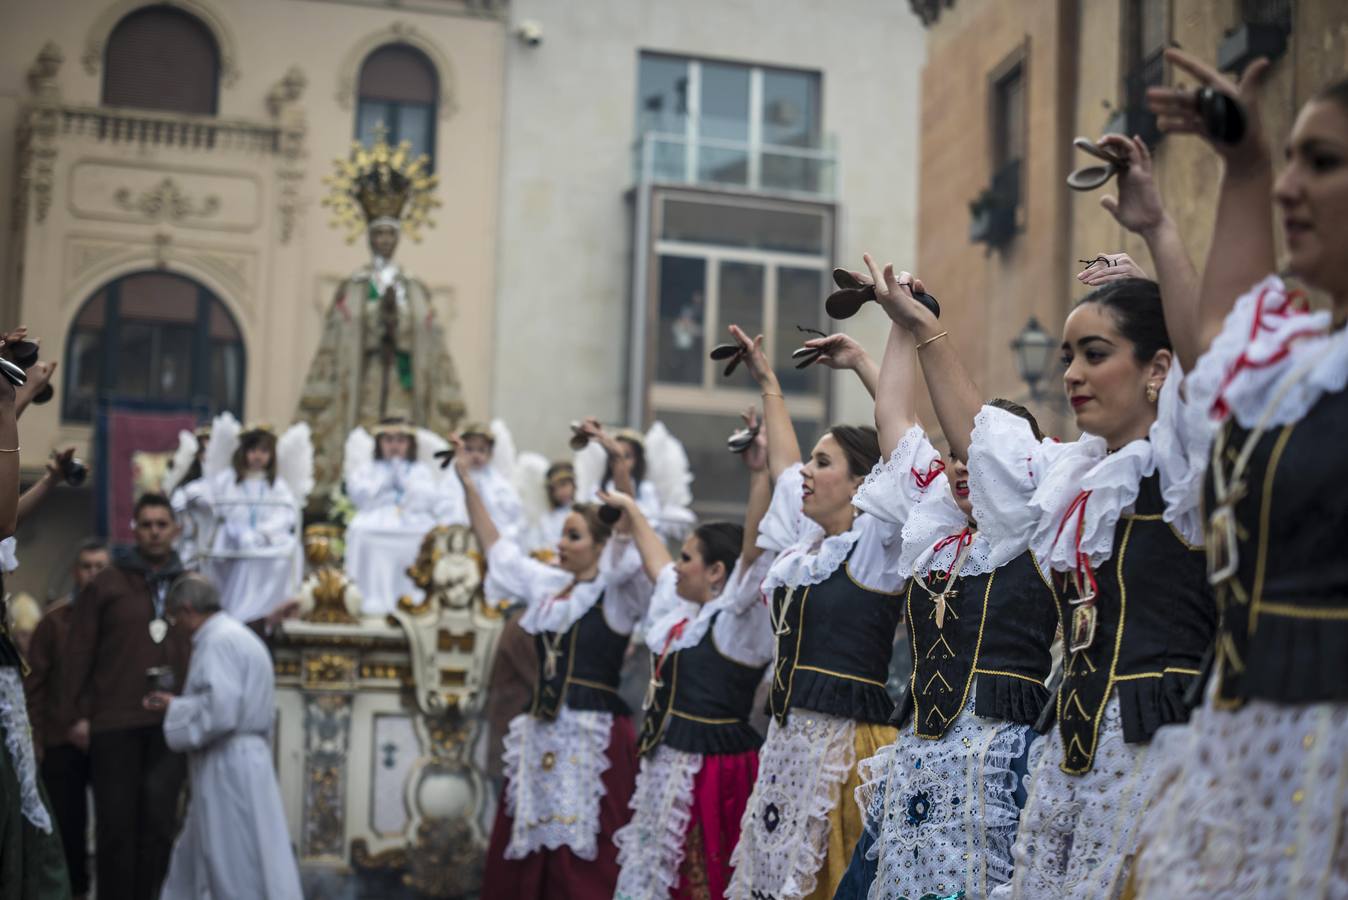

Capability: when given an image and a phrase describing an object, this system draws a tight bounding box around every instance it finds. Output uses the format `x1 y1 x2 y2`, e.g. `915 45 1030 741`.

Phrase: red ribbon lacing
1212 284 1313 419
652 618 689 683
1052 490 1098 603
912 458 946 489
930 527 973 579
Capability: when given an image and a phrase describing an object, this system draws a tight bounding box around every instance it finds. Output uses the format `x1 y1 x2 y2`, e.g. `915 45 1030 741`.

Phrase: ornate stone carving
113 177 221 222
83 0 240 86
299 524 360 624
301 693 352 858
15 43 63 227
335 21 459 120
302 651 358 688
403 818 484 898
269 67 308 245
402 525 483 615
349 838 408 871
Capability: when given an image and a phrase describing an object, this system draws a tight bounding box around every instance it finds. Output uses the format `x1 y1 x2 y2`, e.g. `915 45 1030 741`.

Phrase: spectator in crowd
24 538 111 900
62 494 189 900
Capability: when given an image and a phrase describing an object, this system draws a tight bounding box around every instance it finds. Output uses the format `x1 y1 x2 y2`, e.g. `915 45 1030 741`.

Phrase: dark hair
171 458 203 494
1075 278 1172 363
74 538 108 557
232 431 278 484
602 437 647 489
374 431 419 461
1313 77 1348 111
568 502 613 544
988 398 1045 442
133 493 175 521
693 522 744 581
826 424 882 479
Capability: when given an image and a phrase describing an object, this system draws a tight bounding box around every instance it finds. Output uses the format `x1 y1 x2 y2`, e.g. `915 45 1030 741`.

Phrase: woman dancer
872 255 1216 898
610 411 774 900
723 325 914 900
1126 54 1348 898
342 420 444 613
197 415 310 627
836 259 1059 900
461 436 651 900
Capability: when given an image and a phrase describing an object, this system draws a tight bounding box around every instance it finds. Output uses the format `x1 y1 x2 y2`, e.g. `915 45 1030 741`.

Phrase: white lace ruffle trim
728 711 855 900
501 707 613 860
0 668 53 833
1188 274 1348 429
613 746 704 900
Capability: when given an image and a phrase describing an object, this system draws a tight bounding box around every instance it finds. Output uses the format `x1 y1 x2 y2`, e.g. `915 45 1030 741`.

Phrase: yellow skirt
806 722 898 900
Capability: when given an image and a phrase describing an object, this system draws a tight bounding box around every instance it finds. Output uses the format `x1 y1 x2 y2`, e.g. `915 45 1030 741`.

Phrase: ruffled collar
642 565 736 655
1189 275 1348 429
761 522 863 593
517 571 609 635
898 491 997 579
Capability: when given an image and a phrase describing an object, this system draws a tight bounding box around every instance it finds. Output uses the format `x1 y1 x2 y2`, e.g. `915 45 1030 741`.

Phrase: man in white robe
143 574 302 899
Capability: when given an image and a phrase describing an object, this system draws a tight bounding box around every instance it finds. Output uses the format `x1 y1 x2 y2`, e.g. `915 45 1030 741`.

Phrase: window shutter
102 6 220 115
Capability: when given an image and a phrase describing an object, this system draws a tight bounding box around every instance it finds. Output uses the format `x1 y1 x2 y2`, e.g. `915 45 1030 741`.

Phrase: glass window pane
637 55 690 136
761 153 825 194
210 342 244 414
654 256 708 386
396 103 434 162
699 63 750 141
761 69 820 149
715 262 764 352
661 199 826 254
698 146 748 187
156 325 195 400
114 322 154 397
356 100 393 145
775 267 827 396
64 331 102 422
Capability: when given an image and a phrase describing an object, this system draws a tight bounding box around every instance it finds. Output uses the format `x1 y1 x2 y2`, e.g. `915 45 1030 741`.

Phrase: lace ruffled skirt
1130 691 1348 898
992 697 1161 900
856 697 1031 899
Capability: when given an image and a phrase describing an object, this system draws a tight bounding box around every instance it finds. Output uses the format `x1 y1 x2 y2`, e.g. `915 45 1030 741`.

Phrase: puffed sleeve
484 539 567 609
1149 361 1209 545
757 464 819 553
967 405 1067 560
713 555 774 668
641 563 685 632
600 537 653 635
852 424 946 529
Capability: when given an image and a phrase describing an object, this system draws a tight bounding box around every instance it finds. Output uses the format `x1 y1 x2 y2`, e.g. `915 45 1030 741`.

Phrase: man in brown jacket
24 538 110 899
63 494 190 900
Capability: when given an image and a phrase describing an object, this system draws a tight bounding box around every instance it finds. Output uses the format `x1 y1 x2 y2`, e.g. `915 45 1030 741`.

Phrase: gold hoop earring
1146 383 1159 403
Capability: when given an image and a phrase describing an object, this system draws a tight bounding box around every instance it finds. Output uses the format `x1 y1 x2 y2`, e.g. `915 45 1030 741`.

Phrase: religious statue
296 132 466 505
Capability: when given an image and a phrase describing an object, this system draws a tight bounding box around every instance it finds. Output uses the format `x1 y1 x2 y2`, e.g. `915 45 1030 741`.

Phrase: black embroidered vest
899 549 1058 738
1206 386 1348 706
638 611 766 756
770 549 904 726
1052 473 1215 774
529 598 630 719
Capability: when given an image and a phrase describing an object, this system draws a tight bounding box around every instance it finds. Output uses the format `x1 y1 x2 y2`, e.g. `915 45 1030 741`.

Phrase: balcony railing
633 131 838 200
55 104 285 154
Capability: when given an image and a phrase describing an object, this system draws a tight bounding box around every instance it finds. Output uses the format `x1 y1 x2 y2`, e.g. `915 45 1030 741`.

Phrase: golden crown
322 126 440 243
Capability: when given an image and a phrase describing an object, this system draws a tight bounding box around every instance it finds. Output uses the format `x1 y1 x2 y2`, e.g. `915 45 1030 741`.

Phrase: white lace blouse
485 537 651 637
642 561 774 668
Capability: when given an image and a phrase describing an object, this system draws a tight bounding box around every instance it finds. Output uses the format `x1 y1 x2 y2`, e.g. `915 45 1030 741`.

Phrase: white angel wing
343 427 375 488
490 418 516 480
644 421 694 509
513 451 551 527
203 413 240 481
572 441 608 502
276 422 315 504
416 428 450 465
162 430 199 493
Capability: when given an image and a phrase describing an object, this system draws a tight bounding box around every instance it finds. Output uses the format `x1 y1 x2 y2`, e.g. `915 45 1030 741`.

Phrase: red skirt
482 715 638 900
674 750 759 900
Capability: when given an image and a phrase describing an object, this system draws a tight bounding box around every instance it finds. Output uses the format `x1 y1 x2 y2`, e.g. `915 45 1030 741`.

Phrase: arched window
63 272 244 423
355 44 438 168
102 5 220 115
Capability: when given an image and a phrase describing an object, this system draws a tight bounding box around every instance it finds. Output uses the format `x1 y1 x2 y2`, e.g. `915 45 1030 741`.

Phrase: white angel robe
345 458 444 614
438 466 526 538
201 470 301 624
161 613 302 900
171 478 213 570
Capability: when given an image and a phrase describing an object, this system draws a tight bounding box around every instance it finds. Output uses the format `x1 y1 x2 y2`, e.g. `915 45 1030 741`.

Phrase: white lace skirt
613 745 704 900
991 697 1159 900
857 697 1029 900
500 707 614 860
1131 692 1348 898
727 710 855 900
0 667 51 833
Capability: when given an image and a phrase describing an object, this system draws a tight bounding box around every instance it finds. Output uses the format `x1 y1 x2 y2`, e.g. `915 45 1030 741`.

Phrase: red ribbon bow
1052 490 1098 602
912 458 946 490
1212 284 1314 420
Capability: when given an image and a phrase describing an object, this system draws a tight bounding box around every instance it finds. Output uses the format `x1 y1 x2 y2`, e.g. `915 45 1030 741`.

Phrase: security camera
515 20 543 46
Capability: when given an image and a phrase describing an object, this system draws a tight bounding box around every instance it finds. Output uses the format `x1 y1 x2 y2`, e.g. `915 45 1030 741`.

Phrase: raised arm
872 318 920 453
597 489 670 583
581 418 638 497
739 410 772 568
452 437 500 555
728 324 800 480
1091 135 1203 368
866 254 983 462
0 373 18 539
1148 49 1273 357
800 332 880 399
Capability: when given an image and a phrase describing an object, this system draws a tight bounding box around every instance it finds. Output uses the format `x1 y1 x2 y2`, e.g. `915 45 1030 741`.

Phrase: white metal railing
633 131 838 199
